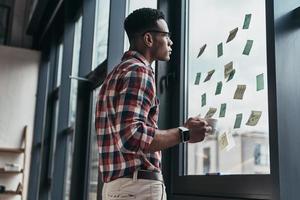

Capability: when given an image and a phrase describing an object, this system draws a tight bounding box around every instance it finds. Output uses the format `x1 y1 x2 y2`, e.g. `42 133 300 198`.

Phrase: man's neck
129 46 154 64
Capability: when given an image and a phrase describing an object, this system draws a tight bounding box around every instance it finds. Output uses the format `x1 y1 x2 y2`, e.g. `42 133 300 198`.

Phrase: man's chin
162 56 171 61
156 55 170 62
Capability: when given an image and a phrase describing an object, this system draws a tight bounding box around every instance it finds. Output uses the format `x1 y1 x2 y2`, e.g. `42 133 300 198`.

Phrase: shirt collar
122 50 152 70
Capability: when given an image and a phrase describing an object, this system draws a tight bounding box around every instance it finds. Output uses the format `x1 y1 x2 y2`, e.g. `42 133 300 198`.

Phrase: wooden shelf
0 126 27 199
0 148 25 153
0 168 23 174
0 190 22 195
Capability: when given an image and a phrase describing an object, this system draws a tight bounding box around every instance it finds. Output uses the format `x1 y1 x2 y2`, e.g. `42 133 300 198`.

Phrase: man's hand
184 117 212 143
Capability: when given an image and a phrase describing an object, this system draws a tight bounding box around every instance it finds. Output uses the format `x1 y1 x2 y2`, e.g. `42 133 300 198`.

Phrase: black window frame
167 0 278 199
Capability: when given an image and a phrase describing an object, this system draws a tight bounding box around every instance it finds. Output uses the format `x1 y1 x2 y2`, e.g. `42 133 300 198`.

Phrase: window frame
0 4 10 44
168 0 278 199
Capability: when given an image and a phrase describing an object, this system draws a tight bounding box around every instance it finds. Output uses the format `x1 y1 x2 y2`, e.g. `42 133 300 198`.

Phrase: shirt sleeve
114 66 156 154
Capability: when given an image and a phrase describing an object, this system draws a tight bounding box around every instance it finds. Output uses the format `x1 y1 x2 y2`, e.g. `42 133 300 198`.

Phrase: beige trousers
102 172 167 200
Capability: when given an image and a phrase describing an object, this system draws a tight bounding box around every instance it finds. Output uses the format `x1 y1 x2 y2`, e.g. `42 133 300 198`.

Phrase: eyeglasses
142 30 172 38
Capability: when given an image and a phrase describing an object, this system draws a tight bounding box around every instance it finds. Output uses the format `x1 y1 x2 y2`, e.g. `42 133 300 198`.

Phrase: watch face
179 127 190 142
183 130 190 142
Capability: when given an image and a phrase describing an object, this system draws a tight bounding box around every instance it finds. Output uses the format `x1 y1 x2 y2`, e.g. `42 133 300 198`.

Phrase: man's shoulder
117 58 153 76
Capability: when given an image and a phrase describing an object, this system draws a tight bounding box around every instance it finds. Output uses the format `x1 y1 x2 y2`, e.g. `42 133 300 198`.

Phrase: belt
123 170 163 182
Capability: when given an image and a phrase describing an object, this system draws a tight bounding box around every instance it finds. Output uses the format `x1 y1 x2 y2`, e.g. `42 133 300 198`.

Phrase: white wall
0 45 40 200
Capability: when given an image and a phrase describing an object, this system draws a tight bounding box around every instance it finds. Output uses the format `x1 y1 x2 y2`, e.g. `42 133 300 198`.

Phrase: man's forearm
146 128 181 153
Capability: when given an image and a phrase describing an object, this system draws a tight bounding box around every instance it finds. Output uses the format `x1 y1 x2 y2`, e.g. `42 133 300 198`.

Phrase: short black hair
124 8 165 42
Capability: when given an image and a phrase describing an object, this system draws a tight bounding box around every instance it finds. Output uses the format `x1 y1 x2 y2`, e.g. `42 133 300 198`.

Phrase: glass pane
93 0 110 69
123 0 158 69
88 87 102 200
69 16 82 127
47 41 64 181
186 0 270 175
64 16 82 200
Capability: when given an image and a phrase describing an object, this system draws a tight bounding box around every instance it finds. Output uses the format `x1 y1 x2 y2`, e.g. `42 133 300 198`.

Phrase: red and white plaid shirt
95 51 161 182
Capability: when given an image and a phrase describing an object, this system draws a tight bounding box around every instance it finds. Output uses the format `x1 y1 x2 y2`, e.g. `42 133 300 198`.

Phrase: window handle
69 75 91 82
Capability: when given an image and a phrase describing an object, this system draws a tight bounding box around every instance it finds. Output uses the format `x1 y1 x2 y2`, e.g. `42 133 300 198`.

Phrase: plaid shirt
95 51 161 182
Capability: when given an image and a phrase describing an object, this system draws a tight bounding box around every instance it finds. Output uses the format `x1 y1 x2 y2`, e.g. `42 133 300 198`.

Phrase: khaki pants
102 172 167 200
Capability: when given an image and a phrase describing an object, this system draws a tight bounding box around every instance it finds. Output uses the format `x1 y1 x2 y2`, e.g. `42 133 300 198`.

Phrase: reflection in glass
64 16 82 200
93 0 110 69
186 0 270 175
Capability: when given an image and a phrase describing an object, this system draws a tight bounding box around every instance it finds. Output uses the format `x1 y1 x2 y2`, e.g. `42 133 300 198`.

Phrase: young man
95 8 211 200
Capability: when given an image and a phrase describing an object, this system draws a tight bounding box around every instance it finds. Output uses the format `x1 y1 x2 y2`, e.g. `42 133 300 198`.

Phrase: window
40 41 64 199
68 16 82 127
186 0 270 176
92 0 110 69
171 0 273 198
47 42 64 181
64 15 82 200
88 0 110 198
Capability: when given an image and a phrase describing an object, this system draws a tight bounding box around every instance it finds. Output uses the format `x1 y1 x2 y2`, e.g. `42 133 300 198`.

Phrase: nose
168 38 173 46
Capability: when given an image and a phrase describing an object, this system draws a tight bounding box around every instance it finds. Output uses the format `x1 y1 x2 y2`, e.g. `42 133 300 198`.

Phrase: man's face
149 19 173 61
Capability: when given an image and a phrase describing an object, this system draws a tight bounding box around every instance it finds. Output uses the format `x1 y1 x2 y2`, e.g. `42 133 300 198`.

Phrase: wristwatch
178 126 190 143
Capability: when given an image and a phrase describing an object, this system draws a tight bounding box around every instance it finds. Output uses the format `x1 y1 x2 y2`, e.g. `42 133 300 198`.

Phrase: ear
143 32 153 47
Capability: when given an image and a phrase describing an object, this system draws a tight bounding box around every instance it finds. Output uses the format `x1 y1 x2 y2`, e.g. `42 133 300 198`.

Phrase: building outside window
254 143 269 166
203 147 211 174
